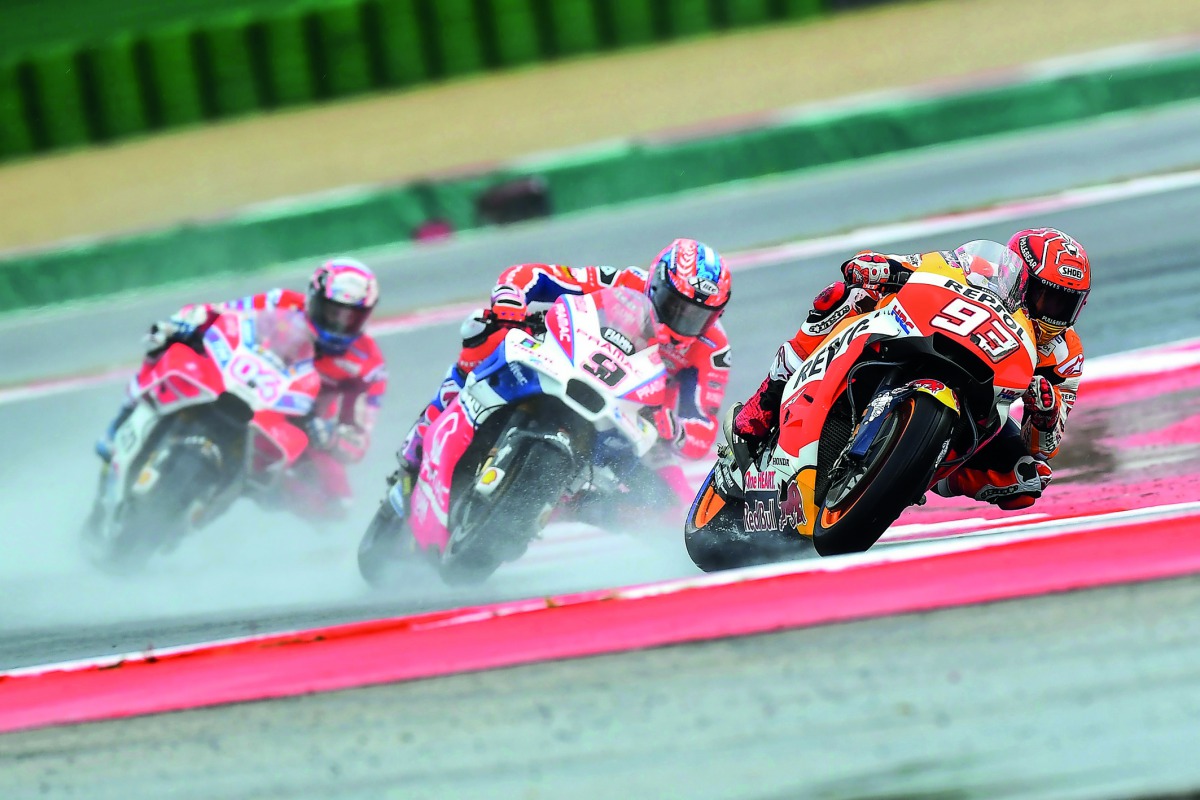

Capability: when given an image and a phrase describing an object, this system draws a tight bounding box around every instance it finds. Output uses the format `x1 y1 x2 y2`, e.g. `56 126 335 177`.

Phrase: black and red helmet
1007 228 1090 343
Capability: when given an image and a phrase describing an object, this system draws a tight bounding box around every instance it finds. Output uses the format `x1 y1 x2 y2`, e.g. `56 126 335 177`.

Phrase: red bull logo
741 475 807 533
778 479 806 531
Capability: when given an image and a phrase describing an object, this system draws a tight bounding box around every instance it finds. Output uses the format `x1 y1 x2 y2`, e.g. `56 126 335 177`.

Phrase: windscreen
246 309 316 370
590 287 659 354
951 239 1027 314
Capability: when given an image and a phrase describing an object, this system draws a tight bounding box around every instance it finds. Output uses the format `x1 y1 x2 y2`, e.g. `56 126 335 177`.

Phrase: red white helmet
307 257 379 353
646 238 731 347
1007 228 1090 343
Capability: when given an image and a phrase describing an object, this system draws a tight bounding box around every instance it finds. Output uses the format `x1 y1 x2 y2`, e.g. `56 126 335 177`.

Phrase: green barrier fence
28 46 92 149
197 14 261 118
310 2 374 99
666 0 715 38
487 0 544 68
0 61 34 158
367 0 430 88
251 12 315 107
5 50 1200 314
140 26 206 128
2 0 844 162
431 0 487 78
546 0 602 58
83 35 150 141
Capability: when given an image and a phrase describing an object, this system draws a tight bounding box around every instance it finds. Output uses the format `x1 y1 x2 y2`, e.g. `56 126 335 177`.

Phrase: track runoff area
2 170 1200 734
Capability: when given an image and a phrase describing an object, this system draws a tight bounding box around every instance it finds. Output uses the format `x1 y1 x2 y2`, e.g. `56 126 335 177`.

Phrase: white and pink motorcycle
358 287 668 585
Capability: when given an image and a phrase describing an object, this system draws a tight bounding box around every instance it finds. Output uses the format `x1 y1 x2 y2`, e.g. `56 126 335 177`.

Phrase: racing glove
306 416 338 451
653 407 686 450
489 283 528 324
841 251 909 302
1023 375 1060 429
143 306 210 355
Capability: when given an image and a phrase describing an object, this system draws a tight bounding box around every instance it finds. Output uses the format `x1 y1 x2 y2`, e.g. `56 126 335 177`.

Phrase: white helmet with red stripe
307 257 380 353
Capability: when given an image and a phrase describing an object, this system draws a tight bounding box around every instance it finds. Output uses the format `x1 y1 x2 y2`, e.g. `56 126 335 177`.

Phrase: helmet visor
1026 274 1086 328
650 283 724 338
311 298 372 339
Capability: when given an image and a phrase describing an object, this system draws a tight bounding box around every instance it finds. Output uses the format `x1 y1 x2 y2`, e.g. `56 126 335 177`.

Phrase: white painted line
4 165 1200 409
610 501 1200 602
729 168 1200 270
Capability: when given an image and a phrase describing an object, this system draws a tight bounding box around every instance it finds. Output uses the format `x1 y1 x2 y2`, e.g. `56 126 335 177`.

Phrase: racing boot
390 418 428 517
934 455 1053 510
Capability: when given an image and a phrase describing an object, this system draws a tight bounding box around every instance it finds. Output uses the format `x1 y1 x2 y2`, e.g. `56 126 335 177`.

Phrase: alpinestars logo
803 303 851 336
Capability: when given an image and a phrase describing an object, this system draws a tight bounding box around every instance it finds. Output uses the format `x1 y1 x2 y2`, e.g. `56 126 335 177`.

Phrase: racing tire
357 500 409 588
441 438 573 586
813 392 955 556
83 442 219 574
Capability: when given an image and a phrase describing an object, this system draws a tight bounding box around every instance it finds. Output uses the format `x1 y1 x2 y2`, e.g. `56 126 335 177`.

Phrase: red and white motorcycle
83 308 321 572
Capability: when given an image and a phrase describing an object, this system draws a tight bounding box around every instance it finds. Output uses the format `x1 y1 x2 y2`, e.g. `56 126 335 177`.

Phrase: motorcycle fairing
250 410 310 471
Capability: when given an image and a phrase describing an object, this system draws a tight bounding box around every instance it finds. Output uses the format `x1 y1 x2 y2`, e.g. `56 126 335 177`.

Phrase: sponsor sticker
890 304 914 334
795 317 872 383
601 326 635 356
744 470 776 492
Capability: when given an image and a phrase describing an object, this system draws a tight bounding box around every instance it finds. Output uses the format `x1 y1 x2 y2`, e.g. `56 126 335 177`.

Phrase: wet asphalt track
3 103 1200 798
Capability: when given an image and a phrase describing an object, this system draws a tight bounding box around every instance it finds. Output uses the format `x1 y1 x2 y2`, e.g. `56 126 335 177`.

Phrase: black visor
1026 274 1086 327
649 283 724 338
311 297 372 338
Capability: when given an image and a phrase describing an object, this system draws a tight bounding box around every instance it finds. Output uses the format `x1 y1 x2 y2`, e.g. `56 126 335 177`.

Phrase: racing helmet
306 257 380 354
1007 228 1091 344
646 238 731 345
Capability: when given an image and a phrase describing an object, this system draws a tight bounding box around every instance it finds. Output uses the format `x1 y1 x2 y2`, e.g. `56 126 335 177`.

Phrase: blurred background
4 1 1200 795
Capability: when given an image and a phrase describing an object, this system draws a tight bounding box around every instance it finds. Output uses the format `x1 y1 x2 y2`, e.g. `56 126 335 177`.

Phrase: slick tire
441 439 573 585
84 444 217 575
357 500 411 589
813 392 955 556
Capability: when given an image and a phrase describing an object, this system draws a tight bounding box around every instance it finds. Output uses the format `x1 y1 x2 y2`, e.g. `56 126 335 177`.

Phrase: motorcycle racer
393 238 733 516
732 228 1089 511
96 257 386 519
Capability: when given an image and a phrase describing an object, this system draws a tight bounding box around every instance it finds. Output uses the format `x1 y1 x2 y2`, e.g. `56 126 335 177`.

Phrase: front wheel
441 437 574 585
813 392 955 556
83 441 220 574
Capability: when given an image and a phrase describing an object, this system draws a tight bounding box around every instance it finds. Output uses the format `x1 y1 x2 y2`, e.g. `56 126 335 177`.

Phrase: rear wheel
441 438 574 585
83 441 221 574
813 392 955 556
